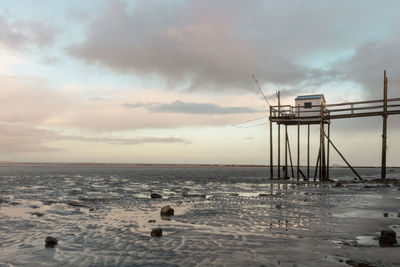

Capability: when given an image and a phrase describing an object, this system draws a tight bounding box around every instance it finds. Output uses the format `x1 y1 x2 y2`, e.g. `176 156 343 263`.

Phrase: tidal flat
0 164 399 266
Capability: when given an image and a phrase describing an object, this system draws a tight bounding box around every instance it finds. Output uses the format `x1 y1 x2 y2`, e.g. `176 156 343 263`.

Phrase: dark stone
379 230 397 247
383 212 389 217
31 212 45 217
29 205 40 209
45 236 58 248
160 205 174 216
335 182 342 187
151 228 162 237
275 204 282 209
259 193 270 197
151 193 162 199
148 219 156 223
345 259 375 267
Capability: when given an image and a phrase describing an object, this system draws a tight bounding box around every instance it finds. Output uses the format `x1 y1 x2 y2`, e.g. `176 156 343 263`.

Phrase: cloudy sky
1 0 400 165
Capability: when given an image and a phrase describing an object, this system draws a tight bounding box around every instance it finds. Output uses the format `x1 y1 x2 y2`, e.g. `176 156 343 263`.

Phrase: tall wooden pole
327 122 330 179
278 91 281 180
285 125 288 179
297 104 300 181
320 102 326 181
381 70 388 180
270 108 273 180
307 124 310 180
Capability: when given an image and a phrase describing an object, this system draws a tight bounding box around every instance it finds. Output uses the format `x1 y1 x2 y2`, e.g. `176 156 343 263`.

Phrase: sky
1 0 400 165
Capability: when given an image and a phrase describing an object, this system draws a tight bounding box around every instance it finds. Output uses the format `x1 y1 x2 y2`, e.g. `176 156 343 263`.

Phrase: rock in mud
66 201 87 207
345 259 376 267
160 205 174 216
335 182 342 187
379 230 397 247
383 212 389 217
29 205 40 209
45 236 58 248
151 193 162 199
151 228 162 237
148 219 156 223
31 212 45 217
275 204 282 209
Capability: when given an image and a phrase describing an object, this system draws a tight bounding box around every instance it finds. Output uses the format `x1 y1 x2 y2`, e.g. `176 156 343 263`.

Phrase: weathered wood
381 71 388 180
327 122 330 179
278 91 281 180
270 109 273 180
314 147 321 182
297 104 300 181
307 124 310 179
323 132 362 180
285 125 288 179
286 130 295 178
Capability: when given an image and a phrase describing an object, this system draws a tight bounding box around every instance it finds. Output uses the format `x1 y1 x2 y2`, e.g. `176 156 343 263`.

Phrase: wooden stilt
307 124 310 180
287 131 295 178
285 125 288 179
278 92 281 180
381 71 388 180
327 122 330 179
270 108 273 180
297 104 300 181
314 146 321 181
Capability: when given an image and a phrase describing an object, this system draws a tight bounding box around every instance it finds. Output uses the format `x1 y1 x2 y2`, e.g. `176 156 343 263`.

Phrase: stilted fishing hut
268 71 400 181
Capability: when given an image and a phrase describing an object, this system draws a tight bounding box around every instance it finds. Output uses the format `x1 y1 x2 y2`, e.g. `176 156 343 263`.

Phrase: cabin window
304 102 312 109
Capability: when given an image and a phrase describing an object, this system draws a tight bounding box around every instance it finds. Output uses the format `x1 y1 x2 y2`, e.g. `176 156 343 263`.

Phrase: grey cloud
68 0 385 91
0 16 58 50
336 40 400 99
124 100 261 114
67 135 190 145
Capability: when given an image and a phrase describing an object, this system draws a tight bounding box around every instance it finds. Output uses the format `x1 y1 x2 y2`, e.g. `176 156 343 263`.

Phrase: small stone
335 182 342 187
148 219 156 223
383 212 389 217
160 205 174 216
151 193 162 199
151 228 162 237
379 230 397 247
29 205 40 209
31 212 45 217
275 204 282 209
45 236 58 248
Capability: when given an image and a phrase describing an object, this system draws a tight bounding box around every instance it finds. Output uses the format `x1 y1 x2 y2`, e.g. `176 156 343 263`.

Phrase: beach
0 164 399 266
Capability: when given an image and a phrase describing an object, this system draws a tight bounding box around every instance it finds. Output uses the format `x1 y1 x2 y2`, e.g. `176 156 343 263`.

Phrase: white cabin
295 94 326 117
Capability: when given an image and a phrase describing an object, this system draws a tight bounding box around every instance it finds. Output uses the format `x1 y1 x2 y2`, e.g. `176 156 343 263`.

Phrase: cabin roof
295 94 325 102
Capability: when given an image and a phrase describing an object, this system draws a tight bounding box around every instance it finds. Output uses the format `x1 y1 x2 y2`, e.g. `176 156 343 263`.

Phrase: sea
0 164 399 266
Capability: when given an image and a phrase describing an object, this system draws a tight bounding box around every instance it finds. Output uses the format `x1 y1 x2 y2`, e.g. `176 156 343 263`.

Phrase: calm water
0 164 399 266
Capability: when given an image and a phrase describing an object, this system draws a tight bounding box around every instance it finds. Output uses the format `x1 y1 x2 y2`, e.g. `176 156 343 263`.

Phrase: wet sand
0 165 399 266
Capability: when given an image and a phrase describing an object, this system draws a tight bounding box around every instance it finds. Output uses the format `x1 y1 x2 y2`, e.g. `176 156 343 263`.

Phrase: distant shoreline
0 161 398 168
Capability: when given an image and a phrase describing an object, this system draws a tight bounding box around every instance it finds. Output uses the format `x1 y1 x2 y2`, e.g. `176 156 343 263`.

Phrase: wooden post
297 104 300 181
314 147 321 181
287 131 295 178
270 108 273 180
307 124 310 180
381 70 388 180
278 91 281 180
285 125 288 179
327 122 330 179
320 102 326 181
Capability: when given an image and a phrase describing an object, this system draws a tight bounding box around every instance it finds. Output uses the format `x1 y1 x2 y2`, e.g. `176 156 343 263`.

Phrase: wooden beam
287 130 295 178
278 91 281 180
285 125 288 179
327 122 330 179
270 109 273 180
323 132 362 180
297 104 300 181
381 71 388 180
307 124 310 180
